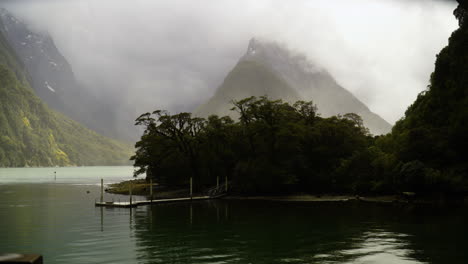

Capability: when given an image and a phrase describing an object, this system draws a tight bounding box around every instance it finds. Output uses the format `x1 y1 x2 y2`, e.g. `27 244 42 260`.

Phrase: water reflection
100 207 104 232
2 178 468 264
131 201 434 264
334 230 423 264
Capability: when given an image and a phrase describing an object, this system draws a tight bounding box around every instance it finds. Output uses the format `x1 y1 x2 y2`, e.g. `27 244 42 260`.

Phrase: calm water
1 167 468 264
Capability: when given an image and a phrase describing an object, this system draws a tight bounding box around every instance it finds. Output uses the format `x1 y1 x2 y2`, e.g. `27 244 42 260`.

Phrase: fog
4 0 458 124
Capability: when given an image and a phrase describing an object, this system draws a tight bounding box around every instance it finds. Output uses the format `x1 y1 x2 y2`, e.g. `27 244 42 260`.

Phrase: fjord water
1 167 468 264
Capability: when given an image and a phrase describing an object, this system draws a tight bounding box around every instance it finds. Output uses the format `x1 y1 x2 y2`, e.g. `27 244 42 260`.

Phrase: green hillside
0 31 132 167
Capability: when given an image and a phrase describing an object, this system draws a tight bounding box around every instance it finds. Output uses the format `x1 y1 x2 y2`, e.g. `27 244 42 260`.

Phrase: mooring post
54 171 56 181
217 176 219 189
225 176 228 192
129 182 133 206
100 178 104 203
150 178 153 202
190 177 193 199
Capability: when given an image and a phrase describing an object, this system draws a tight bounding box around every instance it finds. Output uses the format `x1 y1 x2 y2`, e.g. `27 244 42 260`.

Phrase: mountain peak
242 37 324 76
196 38 392 135
244 37 273 55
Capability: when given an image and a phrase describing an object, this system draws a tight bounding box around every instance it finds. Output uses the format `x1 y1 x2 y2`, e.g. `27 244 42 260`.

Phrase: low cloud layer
4 0 458 124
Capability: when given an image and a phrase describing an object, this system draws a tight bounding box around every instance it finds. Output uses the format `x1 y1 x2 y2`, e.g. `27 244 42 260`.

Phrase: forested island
131 2 468 200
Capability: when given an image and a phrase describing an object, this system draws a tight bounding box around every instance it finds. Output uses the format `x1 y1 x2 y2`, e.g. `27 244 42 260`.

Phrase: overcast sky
4 0 458 124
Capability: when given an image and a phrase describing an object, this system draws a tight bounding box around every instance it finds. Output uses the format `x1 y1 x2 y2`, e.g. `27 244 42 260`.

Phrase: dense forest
133 97 372 194
132 1 468 196
0 28 133 167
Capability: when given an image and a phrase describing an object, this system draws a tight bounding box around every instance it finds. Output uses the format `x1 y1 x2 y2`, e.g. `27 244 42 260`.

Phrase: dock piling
129 182 133 206
190 177 193 199
190 203 193 225
225 176 228 192
150 178 153 202
100 178 104 203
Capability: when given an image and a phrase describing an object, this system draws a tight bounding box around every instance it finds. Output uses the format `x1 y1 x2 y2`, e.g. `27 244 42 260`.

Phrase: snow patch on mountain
45 81 55 92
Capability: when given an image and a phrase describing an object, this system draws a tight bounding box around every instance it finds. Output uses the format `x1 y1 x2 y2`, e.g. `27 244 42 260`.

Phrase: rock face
0 8 131 141
196 38 392 135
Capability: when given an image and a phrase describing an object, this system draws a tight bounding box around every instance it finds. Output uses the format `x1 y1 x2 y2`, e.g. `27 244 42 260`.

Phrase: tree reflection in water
130 201 468 264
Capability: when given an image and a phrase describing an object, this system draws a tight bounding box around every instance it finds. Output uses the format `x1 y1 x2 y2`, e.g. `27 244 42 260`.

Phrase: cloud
4 0 458 124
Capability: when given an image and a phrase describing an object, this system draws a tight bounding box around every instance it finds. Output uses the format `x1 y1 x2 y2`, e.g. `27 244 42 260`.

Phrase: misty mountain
196 38 392 135
0 17 132 166
195 59 302 118
0 8 136 141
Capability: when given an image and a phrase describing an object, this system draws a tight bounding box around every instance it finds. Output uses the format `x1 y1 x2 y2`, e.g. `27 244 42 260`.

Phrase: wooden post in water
100 178 104 203
150 178 153 202
225 176 228 193
100 207 104 232
129 182 133 206
190 177 193 199
216 176 219 189
190 203 193 225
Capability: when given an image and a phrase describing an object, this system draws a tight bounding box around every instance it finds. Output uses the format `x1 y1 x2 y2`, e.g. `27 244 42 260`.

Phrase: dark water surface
1 167 468 264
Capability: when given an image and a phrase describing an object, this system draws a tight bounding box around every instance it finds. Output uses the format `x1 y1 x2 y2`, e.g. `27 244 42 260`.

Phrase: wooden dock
95 177 229 208
95 196 215 208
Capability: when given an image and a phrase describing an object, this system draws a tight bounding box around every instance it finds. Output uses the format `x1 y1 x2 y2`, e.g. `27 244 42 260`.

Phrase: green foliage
133 96 370 194
322 2 468 195
381 2 468 195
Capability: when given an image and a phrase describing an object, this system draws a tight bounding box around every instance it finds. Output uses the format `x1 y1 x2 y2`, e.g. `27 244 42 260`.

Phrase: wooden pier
95 196 215 208
95 177 228 208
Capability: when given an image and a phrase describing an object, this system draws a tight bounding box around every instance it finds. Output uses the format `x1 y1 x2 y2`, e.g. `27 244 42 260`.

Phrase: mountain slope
196 38 392 135
0 26 132 167
0 8 136 141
